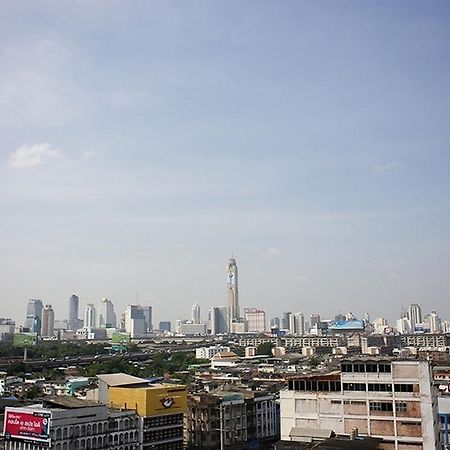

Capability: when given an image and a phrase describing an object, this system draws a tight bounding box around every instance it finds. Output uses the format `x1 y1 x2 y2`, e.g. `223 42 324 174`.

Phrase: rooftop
41 395 100 409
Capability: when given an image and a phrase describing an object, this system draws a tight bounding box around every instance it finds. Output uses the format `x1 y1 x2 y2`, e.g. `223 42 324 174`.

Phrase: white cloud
81 150 96 159
371 162 399 173
8 143 63 169
265 247 281 256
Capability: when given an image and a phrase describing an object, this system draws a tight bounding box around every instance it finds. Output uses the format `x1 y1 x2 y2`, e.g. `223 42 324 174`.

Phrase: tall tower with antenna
227 257 239 323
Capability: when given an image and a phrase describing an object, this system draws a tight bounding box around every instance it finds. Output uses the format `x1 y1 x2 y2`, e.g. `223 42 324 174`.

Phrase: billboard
111 332 131 344
329 320 365 330
3 407 51 446
13 332 38 348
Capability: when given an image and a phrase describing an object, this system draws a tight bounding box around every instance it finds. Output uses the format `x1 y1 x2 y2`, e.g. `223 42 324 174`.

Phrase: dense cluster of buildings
1 258 449 344
1 257 450 449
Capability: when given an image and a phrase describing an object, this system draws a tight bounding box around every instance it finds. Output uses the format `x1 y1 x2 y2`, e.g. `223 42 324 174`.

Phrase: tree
256 342 275 356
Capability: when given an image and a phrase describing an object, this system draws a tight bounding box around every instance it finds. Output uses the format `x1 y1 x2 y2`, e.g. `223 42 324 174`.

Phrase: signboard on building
111 332 131 344
3 407 52 446
328 320 365 331
13 332 38 347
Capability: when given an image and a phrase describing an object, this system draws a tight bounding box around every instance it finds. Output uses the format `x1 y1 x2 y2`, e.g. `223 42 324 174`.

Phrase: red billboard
3 408 51 446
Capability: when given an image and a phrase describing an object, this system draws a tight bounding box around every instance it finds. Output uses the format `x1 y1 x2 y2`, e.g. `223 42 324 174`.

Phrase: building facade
99 297 117 328
245 308 266 333
227 258 239 325
68 294 79 331
41 304 55 337
280 358 440 450
185 389 280 449
3 396 139 450
210 306 230 335
94 373 188 450
25 299 43 335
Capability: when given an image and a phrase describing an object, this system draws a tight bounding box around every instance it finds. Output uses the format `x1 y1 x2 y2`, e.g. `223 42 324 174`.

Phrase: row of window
144 413 183 428
341 363 391 373
289 379 415 393
343 383 415 392
369 401 408 413
143 441 183 450
288 380 341 392
144 427 183 442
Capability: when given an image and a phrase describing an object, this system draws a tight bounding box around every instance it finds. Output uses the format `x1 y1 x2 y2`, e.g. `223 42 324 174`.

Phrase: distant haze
1 1 450 326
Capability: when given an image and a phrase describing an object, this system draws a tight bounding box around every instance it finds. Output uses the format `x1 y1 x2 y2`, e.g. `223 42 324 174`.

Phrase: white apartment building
280 358 440 450
245 308 266 333
195 345 230 359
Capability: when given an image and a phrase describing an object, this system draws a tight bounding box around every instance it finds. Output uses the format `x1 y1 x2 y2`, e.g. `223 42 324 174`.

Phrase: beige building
89 373 188 450
3 396 138 450
280 358 440 450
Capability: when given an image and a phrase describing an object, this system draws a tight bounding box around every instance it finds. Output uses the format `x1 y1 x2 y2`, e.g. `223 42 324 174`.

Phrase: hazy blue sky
1 1 450 327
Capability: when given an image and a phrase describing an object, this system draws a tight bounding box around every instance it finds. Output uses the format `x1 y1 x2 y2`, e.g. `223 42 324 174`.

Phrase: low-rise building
280 358 440 450
3 396 139 450
91 373 188 450
185 388 279 449
195 345 230 360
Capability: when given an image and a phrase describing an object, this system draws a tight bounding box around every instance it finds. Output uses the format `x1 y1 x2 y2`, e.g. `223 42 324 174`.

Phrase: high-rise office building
429 311 440 334
227 258 239 323
191 303 201 324
141 306 152 332
270 317 280 328
41 305 55 337
310 314 321 328
25 299 43 335
124 305 151 337
289 312 305 335
84 304 97 328
210 306 230 335
281 312 292 330
245 308 266 333
159 321 171 332
98 298 117 328
408 303 422 331
68 294 79 330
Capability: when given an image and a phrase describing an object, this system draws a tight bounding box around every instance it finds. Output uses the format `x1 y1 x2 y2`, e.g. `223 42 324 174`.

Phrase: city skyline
1 2 450 325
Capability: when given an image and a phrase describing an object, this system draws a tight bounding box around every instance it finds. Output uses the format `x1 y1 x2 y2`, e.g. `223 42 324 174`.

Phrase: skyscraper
84 304 97 328
408 303 422 332
98 298 117 328
245 308 266 333
191 303 201 324
25 299 43 335
210 306 230 335
41 305 55 337
68 294 79 331
124 305 151 337
289 312 305 335
226 258 239 322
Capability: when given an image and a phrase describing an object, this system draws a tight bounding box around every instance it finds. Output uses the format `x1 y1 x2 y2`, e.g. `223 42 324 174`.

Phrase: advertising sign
3 408 51 446
13 332 38 348
329 320 365 330
111 332 131 344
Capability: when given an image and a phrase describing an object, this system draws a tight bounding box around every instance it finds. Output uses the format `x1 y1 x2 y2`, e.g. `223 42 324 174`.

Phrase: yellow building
109 383 187 417
94 373 187 450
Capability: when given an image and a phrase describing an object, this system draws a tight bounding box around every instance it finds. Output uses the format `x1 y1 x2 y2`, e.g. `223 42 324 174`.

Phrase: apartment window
353 363 365 373
331 400 341 405
343 383 366 391
368 383 392 392
369 401 393 412
342 364 353 373
394 384 414 393
395 402 407 412
378 364 391 373
366 363 378 373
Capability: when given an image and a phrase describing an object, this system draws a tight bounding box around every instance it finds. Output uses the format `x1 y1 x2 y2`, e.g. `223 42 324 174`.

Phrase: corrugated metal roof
97 373 149 387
